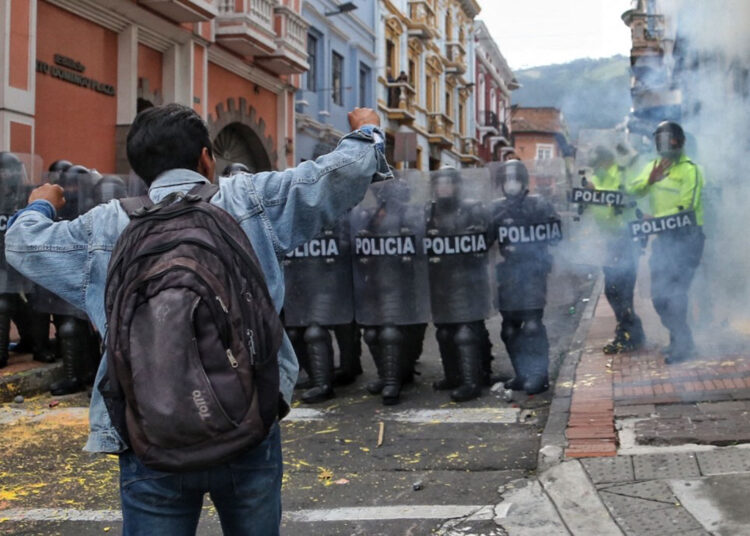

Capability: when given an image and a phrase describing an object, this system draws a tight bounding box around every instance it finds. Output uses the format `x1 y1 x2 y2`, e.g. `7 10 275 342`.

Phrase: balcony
459 137 481 164
139 0 218 22
407 0 436 39
445 42 467 74
215 0 277 57
380 80 416 124
427 112 454 148
477 110 499 135
255 5 309 74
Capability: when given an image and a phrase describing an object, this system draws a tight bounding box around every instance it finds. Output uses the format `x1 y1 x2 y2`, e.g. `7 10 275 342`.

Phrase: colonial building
620 0 680 136
0 0 308 177
376 0 481 170
473 20 517 163
295 0 377 163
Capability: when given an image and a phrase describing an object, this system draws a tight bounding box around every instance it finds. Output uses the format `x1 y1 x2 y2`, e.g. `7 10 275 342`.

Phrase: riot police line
0 152 146 397
284 161 569 406
2 134 700 407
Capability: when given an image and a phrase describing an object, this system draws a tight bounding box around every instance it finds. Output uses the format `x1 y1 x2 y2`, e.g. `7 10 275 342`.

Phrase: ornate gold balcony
427 112 454 148
380 80 417 124
445 42 467 74
407 0 436 39
459 137 481 164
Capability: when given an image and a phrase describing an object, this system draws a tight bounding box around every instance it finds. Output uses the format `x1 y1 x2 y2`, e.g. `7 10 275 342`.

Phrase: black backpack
102 183 285 472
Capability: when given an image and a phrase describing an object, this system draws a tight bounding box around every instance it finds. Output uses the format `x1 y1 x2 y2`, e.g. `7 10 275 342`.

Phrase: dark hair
126 103 213 185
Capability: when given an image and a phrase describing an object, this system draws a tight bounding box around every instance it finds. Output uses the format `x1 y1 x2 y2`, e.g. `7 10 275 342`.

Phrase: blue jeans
119 423 282 535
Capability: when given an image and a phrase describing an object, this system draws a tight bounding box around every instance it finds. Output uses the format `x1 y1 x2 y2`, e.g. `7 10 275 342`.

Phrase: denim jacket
5 126 391 454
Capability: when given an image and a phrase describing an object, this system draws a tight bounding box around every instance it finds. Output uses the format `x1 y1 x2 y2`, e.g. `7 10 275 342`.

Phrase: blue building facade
295 0 378 162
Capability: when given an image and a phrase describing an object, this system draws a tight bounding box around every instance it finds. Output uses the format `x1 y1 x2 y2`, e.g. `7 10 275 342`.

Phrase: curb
0 361 63 402
538 273 604 471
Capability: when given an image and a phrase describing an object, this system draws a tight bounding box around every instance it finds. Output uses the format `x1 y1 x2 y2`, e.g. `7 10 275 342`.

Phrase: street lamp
324 2 357 16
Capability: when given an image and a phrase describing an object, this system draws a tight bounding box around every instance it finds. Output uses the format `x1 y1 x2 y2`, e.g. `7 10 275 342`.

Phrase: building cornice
207 47 286 94
305 1 377 41
45 0 210 49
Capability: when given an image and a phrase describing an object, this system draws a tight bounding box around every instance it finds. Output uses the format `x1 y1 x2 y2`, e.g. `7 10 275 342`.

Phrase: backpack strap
189 183 220 202
119 195 154 217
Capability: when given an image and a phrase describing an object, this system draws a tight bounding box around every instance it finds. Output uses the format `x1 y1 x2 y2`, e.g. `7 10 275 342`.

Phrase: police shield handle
348 108 380 130
28 183 66 212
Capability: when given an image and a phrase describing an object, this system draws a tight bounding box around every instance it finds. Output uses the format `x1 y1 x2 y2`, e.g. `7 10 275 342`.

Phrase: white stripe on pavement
386 408 519 424
0 505 495 524
286 407 521 424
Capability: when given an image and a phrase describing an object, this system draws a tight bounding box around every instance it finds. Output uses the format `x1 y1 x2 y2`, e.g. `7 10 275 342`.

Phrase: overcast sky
477 0 634 70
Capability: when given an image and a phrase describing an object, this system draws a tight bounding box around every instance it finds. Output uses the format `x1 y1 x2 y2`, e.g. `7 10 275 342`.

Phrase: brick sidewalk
564 290 750 458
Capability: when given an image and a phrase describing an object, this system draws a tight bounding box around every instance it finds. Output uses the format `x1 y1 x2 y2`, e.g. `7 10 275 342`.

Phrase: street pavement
10 260 750 535
0 277 590 536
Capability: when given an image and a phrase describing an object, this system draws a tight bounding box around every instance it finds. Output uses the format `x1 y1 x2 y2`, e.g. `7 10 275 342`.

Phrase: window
359 63 370 107
445 91 452 119
536 143 555 159
306 34 317 92
386 40 396 78
332 51 344 106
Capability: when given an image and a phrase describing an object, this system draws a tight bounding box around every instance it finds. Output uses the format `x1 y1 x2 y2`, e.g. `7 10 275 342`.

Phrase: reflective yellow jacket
627 153 705 225
590 163 635 232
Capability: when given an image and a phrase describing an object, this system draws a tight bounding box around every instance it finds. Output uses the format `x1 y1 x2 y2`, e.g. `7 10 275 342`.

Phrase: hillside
512 56 631 140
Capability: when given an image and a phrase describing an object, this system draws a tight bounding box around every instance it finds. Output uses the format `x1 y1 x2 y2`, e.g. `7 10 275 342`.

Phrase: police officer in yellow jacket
588 146 645 354
628 121 705 363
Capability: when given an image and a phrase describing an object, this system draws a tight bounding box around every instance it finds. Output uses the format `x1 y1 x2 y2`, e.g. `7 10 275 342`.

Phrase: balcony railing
445 42 466 74
407 0 436 38
382 80 416 123
254 5 309 74
427 112 454 148
479 110 499 129
215 0 277 56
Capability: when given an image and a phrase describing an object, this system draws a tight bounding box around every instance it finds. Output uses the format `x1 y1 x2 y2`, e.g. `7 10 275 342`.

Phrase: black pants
603 242 644 343
650 228 705 351
499 309 548 380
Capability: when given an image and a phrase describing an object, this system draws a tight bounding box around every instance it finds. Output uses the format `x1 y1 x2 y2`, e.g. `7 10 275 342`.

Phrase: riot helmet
495 160 529 198
47 159 73 183
0 152 25 214
653 121 685 159
93 175 127 204
56 165 89 219
431 167 460 206
589 146 615 171
221 162 250 177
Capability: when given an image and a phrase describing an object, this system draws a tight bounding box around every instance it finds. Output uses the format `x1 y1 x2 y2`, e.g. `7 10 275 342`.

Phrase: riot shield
0 153 41 294
486 160 577 311
567 130 642 268
351 170 430 326
282 214 354 327
92 174 147 206
425 167 493 324
31 168 100 319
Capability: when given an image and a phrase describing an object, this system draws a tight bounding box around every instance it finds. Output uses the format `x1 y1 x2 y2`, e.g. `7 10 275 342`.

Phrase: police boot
301 325 335 404
379 326 403 406
522 319 549 396
450 326 482 402
363 328 384 395
433 326 460 391
664 334 697 365
9 296 35 355
333 323 363 387
30 312 56 363
501 323 525 391
287 327 313 390
0 295 12 368
49 316 85 396
602 325 628 355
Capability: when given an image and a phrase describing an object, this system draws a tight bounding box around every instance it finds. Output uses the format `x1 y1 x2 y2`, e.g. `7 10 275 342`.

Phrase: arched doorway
213 122 273 174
